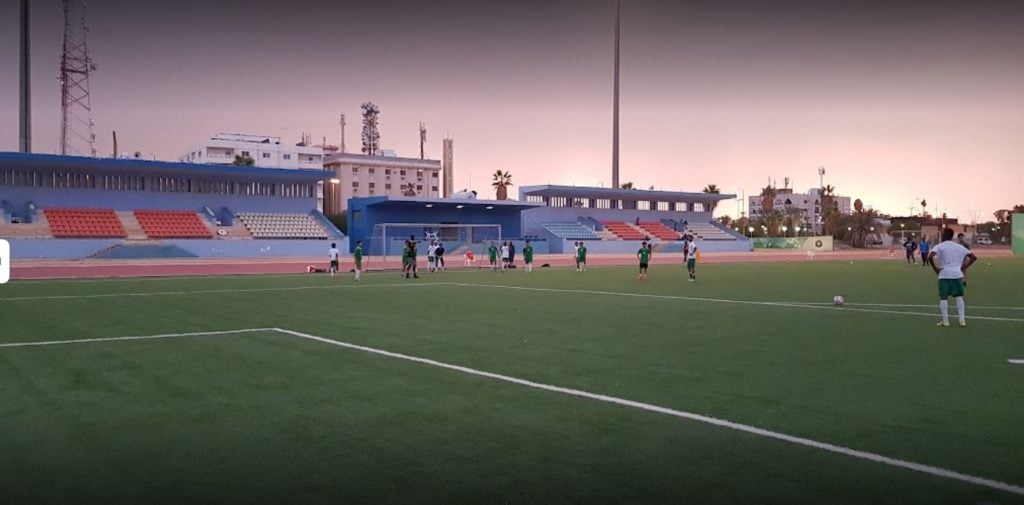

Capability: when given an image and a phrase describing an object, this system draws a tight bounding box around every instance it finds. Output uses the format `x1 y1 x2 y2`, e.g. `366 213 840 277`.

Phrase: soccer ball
833 295 845 306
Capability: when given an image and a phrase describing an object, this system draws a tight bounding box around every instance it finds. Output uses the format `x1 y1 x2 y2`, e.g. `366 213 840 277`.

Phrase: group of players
486 240 535 273
636 235 699 282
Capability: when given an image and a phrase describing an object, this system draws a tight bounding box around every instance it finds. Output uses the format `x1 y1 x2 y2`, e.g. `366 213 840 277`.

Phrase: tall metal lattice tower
59 0 97 157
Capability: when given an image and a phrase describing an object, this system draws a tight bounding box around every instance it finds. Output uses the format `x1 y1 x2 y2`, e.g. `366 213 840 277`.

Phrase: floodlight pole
611 0 621 190
19 0 31 153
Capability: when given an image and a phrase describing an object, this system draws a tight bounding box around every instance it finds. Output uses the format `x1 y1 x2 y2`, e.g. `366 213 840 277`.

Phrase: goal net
366 223 502 267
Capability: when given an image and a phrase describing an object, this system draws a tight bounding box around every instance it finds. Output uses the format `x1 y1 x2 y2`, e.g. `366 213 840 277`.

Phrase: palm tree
702 184 720 194
717 215 732 227
844 198 880 248
232 154 255 166
819 185 839 236
492 170 513 200
759 184 777 217
620 181 635 190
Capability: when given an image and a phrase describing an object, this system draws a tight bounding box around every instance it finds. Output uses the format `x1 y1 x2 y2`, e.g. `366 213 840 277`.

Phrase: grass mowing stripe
273 327 1024 497
0 328 274 348
448 283 1024 323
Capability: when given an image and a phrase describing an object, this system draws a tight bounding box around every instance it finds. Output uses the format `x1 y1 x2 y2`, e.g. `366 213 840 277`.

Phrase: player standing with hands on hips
928 228 977 327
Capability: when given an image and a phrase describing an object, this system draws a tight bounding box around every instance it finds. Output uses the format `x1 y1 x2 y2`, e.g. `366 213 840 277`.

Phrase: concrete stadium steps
0 213 52 238
115 211 149 240
209 221 253 239
43 208 127 238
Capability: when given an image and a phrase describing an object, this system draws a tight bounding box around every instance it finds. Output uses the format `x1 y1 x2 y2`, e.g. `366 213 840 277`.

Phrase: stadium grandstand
0 152 343 259
519 185 751 253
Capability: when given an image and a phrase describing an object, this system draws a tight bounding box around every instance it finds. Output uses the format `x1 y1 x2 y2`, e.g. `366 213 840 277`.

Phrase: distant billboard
1014 214 1023 255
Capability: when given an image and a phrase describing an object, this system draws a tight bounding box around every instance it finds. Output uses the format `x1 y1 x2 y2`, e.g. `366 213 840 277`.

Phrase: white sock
956 297 965 323
940 300 949 323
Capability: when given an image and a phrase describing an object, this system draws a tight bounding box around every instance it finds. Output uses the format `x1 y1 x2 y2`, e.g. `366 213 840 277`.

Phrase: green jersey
638 248 651 263
578 245 587 260
354 246 363 265
523 245 534 263
488 246 498 261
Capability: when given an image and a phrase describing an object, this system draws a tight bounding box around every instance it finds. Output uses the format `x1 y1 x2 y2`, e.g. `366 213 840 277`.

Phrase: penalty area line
0 328 276 348
274 327 1024 497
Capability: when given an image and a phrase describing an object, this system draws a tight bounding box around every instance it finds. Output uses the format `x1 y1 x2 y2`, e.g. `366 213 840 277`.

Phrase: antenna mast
339 114 346 154
360 102 381 156
419 123 427 159
59 0 97 157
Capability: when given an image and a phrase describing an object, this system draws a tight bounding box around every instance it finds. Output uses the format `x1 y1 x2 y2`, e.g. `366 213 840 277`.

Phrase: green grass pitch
1 258 1023 504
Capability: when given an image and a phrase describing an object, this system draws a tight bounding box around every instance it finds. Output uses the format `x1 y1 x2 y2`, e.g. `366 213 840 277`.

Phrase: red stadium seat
134 210 213 239
43 208 127 238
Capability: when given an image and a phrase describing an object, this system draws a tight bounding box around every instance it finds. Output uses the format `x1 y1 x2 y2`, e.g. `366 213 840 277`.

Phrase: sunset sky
1 0 1022 219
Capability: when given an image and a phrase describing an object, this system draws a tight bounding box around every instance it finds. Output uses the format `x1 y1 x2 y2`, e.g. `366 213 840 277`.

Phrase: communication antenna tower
419 123 427 159
360 102 381 156
59 0 97 157
339 114 347 154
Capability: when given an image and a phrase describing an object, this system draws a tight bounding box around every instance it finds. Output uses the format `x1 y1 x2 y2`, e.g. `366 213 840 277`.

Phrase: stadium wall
523 207 713 226
1014 214 1023 255
8 238 342 260
751 236 834 251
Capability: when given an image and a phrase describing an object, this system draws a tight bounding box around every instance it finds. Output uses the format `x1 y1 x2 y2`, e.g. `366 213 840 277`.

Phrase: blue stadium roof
520 184 736 202
0 152 330 182
352 195 543 211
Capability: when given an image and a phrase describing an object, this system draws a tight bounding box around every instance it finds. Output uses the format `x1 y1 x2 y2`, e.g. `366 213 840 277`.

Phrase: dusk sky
1 0 1022 219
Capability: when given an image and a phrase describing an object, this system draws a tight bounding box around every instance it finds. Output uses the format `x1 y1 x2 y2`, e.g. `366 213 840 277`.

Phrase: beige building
323 152 442 214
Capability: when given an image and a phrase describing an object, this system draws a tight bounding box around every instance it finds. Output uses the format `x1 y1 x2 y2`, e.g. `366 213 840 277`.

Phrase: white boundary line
1009 359 1024 365
2 326 1020 496
788 302 1024 311
0 328 273 348
444 283 1024 323
0 282 432 302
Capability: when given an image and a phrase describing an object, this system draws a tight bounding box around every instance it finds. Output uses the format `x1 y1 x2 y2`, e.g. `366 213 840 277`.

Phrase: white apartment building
179 133 324 170
748 187 852 231
323 152 442 214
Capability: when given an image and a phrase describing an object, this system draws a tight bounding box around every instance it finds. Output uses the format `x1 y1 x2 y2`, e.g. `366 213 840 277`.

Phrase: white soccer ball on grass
833 295 845 306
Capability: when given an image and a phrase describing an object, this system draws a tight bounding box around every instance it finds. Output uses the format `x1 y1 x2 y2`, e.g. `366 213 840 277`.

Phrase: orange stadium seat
601 221 647 240
43 208 127 238
134 210 213 239
638 222 682 241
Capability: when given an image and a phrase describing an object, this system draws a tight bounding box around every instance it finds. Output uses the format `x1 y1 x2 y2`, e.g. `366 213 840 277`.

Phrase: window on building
241 151 250 157
262 152 270 159
432 172 438 178
385 169 392 175
550 196 568 208
385 183 392 190
638 201 651 211
431 186 438 192
368 168 375 174
675 202 688 212
369 182 375 189
400 170 406 176
416 185 423 192
283 154 291 160
352 181 359 188
526 195 544 204
657 201 670 211
693 203 705 212
352 167 359 175
596 199 611 209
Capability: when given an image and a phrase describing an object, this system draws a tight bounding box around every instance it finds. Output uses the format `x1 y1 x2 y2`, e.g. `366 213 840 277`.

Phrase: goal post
367 223 502 268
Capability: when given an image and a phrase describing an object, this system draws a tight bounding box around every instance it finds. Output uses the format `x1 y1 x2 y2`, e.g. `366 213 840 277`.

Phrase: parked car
976 236 993 246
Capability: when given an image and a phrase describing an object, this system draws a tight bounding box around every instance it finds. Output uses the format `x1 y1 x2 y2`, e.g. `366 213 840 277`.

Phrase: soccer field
1 258 1023 504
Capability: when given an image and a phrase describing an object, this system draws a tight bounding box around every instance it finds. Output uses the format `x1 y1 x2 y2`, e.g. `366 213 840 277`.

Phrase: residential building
322 152 442 214
179 133 324 170
748 187 852 232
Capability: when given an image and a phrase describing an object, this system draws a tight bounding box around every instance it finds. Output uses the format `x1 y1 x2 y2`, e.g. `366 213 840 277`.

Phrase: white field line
786 302 1024 311
0 282 434 302
444 283 1024 323
1009 359 1024 365
274 327 1024 497
0 328 274 348
2 325 1022 496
